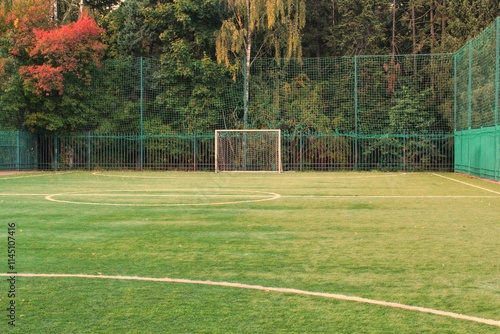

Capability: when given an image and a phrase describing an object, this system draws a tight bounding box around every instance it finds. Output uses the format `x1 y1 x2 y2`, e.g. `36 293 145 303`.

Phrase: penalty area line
1 273 499 328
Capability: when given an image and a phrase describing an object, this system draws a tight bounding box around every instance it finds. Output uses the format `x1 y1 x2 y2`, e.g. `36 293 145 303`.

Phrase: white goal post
215 129 282 173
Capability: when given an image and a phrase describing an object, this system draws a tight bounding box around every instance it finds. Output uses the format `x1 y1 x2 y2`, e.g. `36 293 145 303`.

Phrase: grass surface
0 171 499 333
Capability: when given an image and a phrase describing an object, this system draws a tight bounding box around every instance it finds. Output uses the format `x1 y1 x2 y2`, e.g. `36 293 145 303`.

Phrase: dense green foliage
1 0 499 135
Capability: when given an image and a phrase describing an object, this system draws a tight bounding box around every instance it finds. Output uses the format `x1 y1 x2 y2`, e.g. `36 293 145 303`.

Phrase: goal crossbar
215 129 282 173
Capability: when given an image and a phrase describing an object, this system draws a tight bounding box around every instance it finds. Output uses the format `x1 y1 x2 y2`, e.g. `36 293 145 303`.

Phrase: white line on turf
46 194 272 197
432 173 500 195
91 172 186 179
0 273 498 328
1 193 498 199
0 194 51 196
44 191 282 206
0 171 75 180
281 195 500 198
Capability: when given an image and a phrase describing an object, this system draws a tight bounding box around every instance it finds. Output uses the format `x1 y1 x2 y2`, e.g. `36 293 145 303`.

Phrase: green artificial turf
0 171 499 333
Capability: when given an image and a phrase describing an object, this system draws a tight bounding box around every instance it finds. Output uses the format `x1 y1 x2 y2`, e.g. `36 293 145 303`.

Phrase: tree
2 0 53 60
1 3 106 133
325 0 390 56
84 0 121 17
1 0 53 130
19 11 105 96
144 0 234 133
216 0 306 129
443 0 500 52
389 86 434 134
301 0 333 57
108 0 162 57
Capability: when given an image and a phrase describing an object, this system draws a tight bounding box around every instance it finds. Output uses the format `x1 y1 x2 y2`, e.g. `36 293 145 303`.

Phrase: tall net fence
66 57 242 134
249 55 453 135
454 18 500 180
1 54 456 134
9 20 500 174
0 53 456 171
43 54 454 136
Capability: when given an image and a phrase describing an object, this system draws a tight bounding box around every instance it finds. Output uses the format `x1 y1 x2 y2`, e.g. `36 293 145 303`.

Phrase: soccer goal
215 129 282 173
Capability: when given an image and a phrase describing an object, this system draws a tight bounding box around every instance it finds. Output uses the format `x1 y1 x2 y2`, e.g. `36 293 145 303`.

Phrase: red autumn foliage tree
19 11 106 95
3 0 53 59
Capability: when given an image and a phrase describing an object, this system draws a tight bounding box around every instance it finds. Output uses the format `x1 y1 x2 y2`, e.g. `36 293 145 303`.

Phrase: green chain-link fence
0 131 37 170
1 19 499 177
454 18 500 180
13 53 454 172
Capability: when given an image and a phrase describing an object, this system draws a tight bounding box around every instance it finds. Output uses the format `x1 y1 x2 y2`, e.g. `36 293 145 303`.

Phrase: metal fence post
453 52 457 132
87 131 91 170
34 135 38 170
54 135 59 171
495 17 499 126
16 130 20 171
354 56 359 171
299 131 303 172
193 132 197 171
468 41 473 129
140 57 144 170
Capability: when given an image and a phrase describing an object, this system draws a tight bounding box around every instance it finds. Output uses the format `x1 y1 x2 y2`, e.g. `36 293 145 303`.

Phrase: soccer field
1 171 499 333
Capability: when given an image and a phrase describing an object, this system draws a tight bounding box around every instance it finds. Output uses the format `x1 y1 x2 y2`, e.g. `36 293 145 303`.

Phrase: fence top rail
215 129 281 133
35 132 454 138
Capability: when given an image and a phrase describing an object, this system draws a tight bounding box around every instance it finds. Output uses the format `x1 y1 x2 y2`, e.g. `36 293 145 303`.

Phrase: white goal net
215 130 282 172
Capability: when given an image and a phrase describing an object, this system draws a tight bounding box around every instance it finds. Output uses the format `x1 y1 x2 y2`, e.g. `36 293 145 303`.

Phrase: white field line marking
432 173 500 196
0 193 498 199
44 192 281 206
92 172 188 179
50 194 272 198
281 195 499 199
0 194 51 196
1 273 498 328
0 171 75 180
0 193 269 198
